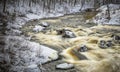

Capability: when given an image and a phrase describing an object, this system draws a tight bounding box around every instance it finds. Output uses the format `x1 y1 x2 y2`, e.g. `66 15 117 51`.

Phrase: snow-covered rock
33 25 45 32
40 45 59 63
62 30 76 38
40 22 50 27
56 63 74 70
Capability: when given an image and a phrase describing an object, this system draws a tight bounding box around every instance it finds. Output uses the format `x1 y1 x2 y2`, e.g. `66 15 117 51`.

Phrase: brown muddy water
22 12 120 72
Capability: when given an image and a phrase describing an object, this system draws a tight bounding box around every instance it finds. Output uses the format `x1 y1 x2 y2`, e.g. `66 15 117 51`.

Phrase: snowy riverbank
87 4 120 25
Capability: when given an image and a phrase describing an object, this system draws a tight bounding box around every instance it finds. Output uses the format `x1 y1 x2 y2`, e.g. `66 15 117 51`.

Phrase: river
21 12 120 72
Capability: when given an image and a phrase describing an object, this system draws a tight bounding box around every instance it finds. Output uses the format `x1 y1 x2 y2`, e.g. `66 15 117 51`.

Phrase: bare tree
79 0 85 11
3 0 7 12
106 0 111 20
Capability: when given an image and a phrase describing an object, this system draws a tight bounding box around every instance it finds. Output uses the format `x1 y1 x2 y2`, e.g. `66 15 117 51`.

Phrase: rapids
22 12 120 72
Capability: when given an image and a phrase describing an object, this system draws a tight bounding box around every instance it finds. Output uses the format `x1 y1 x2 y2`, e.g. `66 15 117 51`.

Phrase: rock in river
62 29 76 38
33 25 45 33
98 40 107 48
79 45 88 52
98 40 113 49
112 35 120 43
39 22 50 27
106 40 113 47
56 63 74 70
112 35 120 41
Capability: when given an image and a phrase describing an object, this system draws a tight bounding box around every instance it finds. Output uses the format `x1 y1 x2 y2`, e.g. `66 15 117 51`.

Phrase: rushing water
22 12 120 72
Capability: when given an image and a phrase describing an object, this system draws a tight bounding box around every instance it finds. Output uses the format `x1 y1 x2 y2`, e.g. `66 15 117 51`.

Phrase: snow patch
40 45 58 63
92 4 120 25
26 14 41 20
33 25 45 32
4 36 58 71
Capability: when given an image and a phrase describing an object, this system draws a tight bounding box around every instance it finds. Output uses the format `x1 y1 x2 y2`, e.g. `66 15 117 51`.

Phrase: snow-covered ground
90 4 120 25
4 36 58 71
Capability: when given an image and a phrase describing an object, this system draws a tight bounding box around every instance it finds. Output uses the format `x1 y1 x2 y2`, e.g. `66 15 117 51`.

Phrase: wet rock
98 40 107 48
24 64 40 72
39 22 50 27
56 63 74 70
79 45 88 52
62 29 76 38
112 35 120 41
33 25 45 33
56 29 63 35
106 40 113 47
112 35 120 44
57 29 76 38
72 49 88 60
98 40 113 48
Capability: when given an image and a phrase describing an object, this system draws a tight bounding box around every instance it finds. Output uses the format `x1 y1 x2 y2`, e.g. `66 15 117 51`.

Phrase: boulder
39 22 50 27
106 40 113 47
56 63 74 70
112 35 120 43
56 29 76 38
62 29 76 38
98 40 113 49
99 40 107 48
79 45 88 52
112 35 120 41
33 25 45 33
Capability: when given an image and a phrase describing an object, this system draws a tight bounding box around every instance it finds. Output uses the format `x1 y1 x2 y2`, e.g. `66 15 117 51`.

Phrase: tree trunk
3 0 7 12
106 0 111 20
80 0 85 11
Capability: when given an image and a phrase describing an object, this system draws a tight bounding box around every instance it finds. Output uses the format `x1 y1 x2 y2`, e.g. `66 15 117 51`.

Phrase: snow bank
4 36 58 71
92 4 120 25
3 15 59 71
